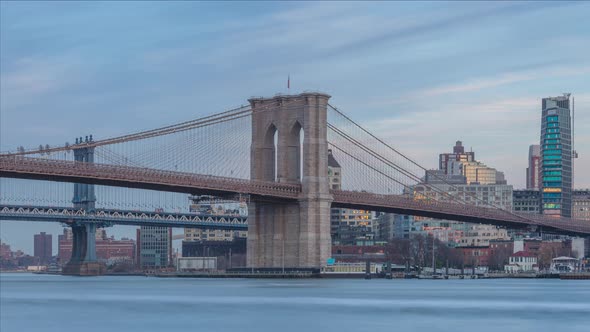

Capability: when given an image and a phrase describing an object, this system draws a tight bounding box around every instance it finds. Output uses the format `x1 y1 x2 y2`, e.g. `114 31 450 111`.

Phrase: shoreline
3 271 589 280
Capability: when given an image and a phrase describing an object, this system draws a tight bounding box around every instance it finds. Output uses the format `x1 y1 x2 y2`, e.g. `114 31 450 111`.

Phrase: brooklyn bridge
1 92 588 275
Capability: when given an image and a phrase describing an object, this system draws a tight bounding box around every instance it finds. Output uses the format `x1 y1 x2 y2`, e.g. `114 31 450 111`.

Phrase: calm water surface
1 273 589 332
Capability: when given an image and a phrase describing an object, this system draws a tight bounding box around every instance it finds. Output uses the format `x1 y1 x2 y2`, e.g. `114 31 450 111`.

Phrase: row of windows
543 155 561 160
546 128 560 134
514 207 540 211
545 170 561 175
511 256 536 263
544 170 561 176
546 115 559 122
547 123 559 128
543 193 561 198
543 182 562 187
545 133 560 139
543 176 562 182
543 203 561 209
544 149 562 155
544 144 561 150
514 201 540 206
543 160 561 166
544 139 560 144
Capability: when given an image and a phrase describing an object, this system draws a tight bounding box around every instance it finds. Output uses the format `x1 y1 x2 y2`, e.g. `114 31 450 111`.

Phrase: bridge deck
331 191 590 236
0 156 300 199
2 156 589 235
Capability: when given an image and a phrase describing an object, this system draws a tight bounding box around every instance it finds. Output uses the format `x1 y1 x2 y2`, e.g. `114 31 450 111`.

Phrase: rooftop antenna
564 93 577 194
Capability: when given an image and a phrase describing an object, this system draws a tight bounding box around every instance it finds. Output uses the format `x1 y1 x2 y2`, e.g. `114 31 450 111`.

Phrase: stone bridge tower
247 92 333 269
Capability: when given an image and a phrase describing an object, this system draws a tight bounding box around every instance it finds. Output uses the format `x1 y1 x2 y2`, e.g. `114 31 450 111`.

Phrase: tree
537 246 554 270
410 234 427 269
488 246 512 271
384 238 411 264
446 248 464 269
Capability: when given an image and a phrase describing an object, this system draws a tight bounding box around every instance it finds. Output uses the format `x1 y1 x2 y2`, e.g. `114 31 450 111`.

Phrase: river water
1 273 589 332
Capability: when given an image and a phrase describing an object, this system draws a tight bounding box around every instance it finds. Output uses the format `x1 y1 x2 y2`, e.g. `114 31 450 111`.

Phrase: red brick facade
58 238 135 264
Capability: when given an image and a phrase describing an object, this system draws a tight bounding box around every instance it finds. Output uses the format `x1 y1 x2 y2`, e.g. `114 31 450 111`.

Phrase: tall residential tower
540 95 572 218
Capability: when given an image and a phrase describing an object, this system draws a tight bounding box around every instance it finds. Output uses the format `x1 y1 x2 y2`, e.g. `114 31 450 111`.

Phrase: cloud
0 56 82 109
320 1 574 57
364 64 590 111
420 66 590 97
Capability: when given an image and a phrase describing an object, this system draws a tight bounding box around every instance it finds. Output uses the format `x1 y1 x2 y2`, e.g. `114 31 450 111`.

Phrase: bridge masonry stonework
247 92 333 269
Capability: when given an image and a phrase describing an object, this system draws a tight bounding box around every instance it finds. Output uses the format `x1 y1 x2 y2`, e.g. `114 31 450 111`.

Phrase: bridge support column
62 223 105 276
84 223 98 262
247 93 333 270
63 144 105 276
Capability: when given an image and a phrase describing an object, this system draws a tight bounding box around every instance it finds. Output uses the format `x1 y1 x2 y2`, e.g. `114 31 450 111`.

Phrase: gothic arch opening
262 123 278 182
286 121 303 182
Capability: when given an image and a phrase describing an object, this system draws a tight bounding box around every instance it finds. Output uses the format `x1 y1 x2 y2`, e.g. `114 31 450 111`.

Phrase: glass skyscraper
540 95 572 218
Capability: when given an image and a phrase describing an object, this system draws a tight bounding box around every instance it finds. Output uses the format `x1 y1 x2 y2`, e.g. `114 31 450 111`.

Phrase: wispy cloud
420 66 590 97
0 56 83 109
365 64 590 111
320 1 575 57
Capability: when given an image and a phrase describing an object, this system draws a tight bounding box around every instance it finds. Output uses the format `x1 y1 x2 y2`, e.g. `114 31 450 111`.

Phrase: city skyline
2 3 590 332
1 1 589 254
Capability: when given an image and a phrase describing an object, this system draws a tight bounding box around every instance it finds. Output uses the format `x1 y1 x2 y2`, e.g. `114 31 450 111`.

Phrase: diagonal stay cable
328 123 476 207
328 104 541 224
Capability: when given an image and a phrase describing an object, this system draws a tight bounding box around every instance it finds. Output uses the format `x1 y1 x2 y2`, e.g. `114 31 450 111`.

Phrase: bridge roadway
2 156 590 236
0 205 247 230
0 156 301 200
331 191 589 236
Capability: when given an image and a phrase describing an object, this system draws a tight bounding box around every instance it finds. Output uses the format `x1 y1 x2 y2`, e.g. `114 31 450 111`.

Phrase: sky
1 1 589 254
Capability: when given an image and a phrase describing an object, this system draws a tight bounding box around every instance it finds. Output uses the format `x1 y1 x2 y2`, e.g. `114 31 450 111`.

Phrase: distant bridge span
0 205 247 230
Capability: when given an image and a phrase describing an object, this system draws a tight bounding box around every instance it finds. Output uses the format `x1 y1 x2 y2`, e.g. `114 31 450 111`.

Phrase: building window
544 171 561 176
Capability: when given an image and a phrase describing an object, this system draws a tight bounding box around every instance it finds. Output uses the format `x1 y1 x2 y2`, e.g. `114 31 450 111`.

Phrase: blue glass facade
540 96 572 218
